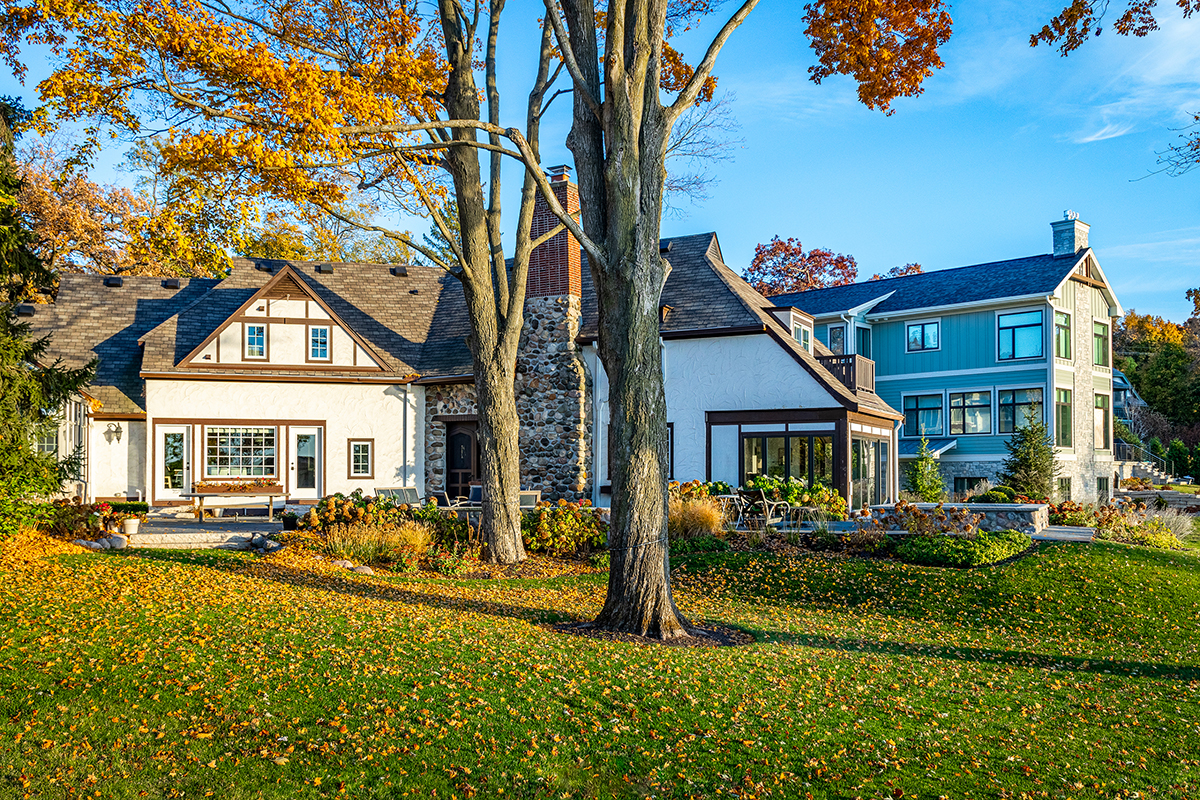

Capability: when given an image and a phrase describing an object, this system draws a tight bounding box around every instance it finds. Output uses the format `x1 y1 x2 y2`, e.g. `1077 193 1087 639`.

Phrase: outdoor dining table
180 491 288 522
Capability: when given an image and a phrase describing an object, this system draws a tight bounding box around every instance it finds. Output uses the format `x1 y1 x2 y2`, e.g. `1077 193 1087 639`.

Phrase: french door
157 425 191 502
290 427 322 501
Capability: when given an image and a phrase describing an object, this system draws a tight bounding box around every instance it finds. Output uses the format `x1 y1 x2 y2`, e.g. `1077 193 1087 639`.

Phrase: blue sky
7 0 1199 319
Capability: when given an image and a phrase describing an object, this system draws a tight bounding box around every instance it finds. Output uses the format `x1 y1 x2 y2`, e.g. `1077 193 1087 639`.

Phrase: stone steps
128 531 254 550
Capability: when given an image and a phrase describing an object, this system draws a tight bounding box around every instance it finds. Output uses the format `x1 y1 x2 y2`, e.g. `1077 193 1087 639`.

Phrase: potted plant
122 511 146 536
281 510 299 531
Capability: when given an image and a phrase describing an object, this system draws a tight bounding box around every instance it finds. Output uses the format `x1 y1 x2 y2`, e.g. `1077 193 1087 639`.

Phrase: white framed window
998 310 1043 361
205 426 277 477
245 324 266 359
36 429 58 456
309 326 330 361
793 323 812 352
906 320 940 352
349 439 373 478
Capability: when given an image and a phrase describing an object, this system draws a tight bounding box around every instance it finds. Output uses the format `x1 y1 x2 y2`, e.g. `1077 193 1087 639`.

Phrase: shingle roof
24 275 221 414
769 252 1084 317
33 233 901 421
139 258 454 379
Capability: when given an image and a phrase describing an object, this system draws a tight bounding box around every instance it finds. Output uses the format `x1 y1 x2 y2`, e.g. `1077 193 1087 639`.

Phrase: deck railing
816 354 875 393
1114 441 1175 477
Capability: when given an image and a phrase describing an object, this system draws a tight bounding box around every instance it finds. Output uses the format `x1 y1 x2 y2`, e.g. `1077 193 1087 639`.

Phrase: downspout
402 384 410 488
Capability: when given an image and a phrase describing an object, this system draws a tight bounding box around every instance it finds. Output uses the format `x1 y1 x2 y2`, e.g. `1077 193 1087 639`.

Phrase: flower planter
282 515 299 531
122 518 140 536
194 484 283 495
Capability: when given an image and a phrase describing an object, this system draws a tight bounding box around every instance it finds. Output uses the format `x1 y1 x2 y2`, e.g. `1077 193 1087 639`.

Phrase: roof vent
255 262 274 272
390 266 408 277
409 289 420 295
316 263 335 274
659 304 673 323
104 276 123 288
660 241 673 254
15 304 35 317
163 278 181 289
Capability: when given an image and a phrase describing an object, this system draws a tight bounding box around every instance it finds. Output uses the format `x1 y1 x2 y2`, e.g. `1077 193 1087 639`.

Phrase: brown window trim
243 321 269 361
306 323 333 364
202 424 280 481
348 438 374 479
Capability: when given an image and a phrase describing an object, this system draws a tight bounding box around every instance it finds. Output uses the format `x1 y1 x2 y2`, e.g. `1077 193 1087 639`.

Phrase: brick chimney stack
528 165 581 297
1051 211 1090 257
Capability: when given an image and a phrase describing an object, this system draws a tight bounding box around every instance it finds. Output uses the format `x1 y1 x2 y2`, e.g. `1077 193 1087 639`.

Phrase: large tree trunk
440 0 525 563
591 228 689 637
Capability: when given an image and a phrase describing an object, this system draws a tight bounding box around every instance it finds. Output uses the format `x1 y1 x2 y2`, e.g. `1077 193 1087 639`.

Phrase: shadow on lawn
127 548 583 625
778 631 1200 681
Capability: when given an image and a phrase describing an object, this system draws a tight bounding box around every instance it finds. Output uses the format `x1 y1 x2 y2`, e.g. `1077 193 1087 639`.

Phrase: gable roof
23 274 221 414
173 264 390 371
139 258 451 381
769 252 1090 317
34 233 901 421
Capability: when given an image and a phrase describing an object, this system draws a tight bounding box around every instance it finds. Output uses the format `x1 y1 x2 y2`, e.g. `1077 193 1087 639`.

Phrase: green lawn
2 541 1199 799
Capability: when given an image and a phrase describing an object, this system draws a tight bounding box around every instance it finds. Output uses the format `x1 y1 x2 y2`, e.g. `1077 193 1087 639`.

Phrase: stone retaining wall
866 503 1049 535
1115 490 1200 514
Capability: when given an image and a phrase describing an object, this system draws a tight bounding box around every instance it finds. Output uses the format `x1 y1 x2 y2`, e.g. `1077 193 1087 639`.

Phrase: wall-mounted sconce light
104 422 123 444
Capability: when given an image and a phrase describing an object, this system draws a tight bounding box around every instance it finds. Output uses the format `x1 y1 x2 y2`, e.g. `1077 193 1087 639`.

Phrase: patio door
290 427 322 501
157 425 191 502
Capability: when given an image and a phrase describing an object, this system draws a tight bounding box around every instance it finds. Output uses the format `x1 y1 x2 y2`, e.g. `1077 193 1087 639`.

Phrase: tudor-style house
21 167 903 512
770 213 1125 502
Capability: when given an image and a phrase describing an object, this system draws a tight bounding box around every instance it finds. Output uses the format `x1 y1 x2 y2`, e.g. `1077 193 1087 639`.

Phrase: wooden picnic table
180 491 287 522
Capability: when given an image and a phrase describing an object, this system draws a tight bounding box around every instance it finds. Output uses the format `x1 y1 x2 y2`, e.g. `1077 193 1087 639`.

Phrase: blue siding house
770 215 1124 502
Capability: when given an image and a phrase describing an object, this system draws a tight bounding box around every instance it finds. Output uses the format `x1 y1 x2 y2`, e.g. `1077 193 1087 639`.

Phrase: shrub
998 412 1059 499
975 491 1010 504
668 480 734 500
992 486 1017 502
896 529 1031 568
865 500 983 539
588 551 610 570
905 437 945 502
1095 517 1185 550
521 500 606 556
1121 476 1153 491
671 535 729 554
430 543 478 575
845 526 892 555
323 520 434 566
1048 500 1098 527
668 495 726 541
110 501 149 514
743 477 848 521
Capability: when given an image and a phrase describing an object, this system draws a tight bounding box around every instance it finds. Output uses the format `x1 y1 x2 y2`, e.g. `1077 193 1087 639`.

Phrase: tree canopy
745 235 922 296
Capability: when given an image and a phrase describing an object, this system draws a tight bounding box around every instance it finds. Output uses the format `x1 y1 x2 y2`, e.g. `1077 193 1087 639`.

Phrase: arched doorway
446 423 478 501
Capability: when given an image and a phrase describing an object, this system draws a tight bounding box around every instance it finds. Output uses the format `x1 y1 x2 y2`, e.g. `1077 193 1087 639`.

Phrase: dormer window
245 324 266 359
310 326 330 361
792 323 812 352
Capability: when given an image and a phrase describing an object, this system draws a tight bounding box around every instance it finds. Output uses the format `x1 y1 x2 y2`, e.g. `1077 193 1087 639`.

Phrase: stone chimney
528 165 582 297
515 164 591 501
1051 211 1090 257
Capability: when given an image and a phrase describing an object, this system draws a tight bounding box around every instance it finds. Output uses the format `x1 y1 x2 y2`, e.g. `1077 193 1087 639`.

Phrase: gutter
865 291 1055 321
575 324 767 346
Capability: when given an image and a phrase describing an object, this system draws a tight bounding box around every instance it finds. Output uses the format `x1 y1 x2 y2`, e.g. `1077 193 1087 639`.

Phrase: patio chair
714 494 746 531
467 484 483 505
375 487 422 506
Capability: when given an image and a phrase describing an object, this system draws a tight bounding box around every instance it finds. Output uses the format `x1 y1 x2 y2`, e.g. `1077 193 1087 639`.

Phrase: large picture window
998 310 1043 360
903 394 943 437
1055 389 1073 447
1054 312 1071 359
1093 321 1110 367
999 388 1043 433
205 426 276 477
742 433 833 488
949 391 991 435
907 321 939 352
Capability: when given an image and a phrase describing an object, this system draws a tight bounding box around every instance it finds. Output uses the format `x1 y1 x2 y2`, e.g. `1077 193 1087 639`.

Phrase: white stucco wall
586 333 844 501
142 380 423 505
88 420 147 500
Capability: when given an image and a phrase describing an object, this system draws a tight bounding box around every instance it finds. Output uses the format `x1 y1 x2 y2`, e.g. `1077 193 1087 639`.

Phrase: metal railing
1114 441 1173 477
816 354 875 393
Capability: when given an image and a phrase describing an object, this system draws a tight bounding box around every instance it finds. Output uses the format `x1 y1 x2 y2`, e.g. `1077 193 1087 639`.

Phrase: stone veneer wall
866 503 1050 534
931 459 1007 490
421 295 592 501
514 295 591 500
423 383 476 494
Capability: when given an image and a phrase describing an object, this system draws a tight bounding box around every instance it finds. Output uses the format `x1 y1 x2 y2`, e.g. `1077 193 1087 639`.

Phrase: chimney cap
546 164 572 182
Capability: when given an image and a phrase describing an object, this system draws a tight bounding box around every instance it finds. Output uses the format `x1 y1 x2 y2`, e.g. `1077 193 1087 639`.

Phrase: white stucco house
19 169 902 510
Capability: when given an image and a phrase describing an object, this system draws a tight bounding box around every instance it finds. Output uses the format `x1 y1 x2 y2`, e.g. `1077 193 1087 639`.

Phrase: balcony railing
816 354 875 394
